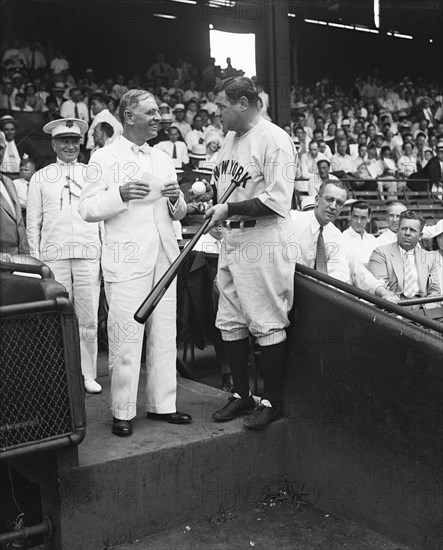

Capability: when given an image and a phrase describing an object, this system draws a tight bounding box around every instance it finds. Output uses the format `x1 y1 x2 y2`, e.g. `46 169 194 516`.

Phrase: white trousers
105 245 177 420
46 258 100 380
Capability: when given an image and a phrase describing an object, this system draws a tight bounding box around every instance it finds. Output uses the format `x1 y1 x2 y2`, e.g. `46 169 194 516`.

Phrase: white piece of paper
139 171 164 203
367 161 383 179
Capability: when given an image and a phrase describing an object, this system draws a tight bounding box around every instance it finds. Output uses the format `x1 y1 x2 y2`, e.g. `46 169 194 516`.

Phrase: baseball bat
134 179 240 324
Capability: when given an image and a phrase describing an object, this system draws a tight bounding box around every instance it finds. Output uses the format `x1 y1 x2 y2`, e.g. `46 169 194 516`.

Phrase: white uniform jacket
27 160 101 261
78 136 187 282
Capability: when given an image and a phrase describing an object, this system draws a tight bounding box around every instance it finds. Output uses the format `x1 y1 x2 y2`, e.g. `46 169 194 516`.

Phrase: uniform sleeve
78 153 127 222
256 147 296 218
26 175 43 259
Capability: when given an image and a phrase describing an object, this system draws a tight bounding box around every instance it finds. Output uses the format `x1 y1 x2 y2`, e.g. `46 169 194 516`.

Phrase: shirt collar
348 226 367 238
399 244 419 258
309 210 324 234
120 135 151 155
56 158 78 166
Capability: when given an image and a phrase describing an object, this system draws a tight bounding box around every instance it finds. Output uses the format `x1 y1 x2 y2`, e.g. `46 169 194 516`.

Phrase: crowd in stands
1 40 442 329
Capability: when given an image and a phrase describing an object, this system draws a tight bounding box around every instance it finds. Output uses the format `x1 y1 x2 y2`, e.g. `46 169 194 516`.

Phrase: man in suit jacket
368 210 440 300
407 140 443 192
0 131 29 255
79 89 191 437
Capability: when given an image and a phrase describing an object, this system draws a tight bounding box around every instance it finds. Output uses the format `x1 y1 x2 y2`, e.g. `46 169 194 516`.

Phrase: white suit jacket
78 136 187 282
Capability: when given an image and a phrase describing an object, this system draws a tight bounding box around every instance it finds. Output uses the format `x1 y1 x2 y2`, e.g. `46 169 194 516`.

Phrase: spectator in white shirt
13 157 36 215
50 50 69 75
171 103 192 138
86 93 123 150
375 201 407 247
155 126 189 168
60 87 89 122
342 201 377 265
397 142 417 178
330 139 355 189
185 115 206 151
301 140 327 180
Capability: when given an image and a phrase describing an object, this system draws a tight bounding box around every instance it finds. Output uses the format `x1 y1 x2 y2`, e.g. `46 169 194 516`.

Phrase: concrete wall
284 272 443 550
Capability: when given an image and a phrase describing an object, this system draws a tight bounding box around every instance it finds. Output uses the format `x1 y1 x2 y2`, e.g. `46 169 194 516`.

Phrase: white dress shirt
60 100 89 122
342 226 377 265
376 228 397 247
0 140 21 175
154 140 189 167
13 177 29 209
300 152 327 180
330 152 356 173
290 209 350 282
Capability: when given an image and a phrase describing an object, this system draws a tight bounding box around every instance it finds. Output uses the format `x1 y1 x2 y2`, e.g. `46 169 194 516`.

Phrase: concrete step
55 377 288 549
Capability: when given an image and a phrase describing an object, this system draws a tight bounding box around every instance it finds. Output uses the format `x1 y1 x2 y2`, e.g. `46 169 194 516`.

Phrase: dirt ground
111 497 410 550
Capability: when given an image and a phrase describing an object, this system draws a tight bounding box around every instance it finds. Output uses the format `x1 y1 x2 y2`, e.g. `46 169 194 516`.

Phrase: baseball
192 180 207 195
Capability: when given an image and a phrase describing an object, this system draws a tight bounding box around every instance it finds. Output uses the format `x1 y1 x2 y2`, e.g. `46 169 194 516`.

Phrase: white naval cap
43 118 89 139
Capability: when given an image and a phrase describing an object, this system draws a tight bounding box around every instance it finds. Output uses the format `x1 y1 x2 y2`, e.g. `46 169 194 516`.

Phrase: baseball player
205 77 297 430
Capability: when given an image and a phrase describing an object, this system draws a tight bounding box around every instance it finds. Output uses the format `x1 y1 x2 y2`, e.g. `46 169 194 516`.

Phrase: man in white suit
79 89 191 436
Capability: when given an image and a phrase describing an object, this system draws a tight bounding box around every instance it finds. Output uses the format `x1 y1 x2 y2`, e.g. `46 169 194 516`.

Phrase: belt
223 219 257 229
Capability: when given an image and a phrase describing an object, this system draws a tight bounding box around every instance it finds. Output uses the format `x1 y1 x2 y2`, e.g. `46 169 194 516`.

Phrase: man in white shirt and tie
0 115 21 178
79 89 191 437
60 87 89 123
290 180 398 301
154 126 189 168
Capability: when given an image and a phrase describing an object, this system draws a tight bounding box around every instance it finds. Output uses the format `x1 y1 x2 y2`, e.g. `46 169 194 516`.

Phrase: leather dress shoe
212 396 255 422
112 417 133 436
84 379 102 394
242 403 282 430
147 412 192 424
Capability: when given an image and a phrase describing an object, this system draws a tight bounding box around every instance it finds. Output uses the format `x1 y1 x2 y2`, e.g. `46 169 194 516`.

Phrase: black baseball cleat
112 418 133 436
212 395 255 422
242 403 282 430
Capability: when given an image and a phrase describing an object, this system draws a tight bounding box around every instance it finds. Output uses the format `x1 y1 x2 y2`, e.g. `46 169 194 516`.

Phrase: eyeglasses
318 195 345 208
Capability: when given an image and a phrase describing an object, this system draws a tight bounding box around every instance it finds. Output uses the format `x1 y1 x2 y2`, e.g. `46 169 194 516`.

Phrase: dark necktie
172 143 177 159
74 103 79 118
314 226 328 274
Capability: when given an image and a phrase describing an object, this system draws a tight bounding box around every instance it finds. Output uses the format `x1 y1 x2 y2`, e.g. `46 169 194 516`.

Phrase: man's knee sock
224 338 250 398
260 341 286 406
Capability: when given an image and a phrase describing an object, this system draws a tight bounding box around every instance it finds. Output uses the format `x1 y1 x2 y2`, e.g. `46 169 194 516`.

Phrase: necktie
172 143 177 159
403 251 416 298
314 226 328 274
74 103 79 118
